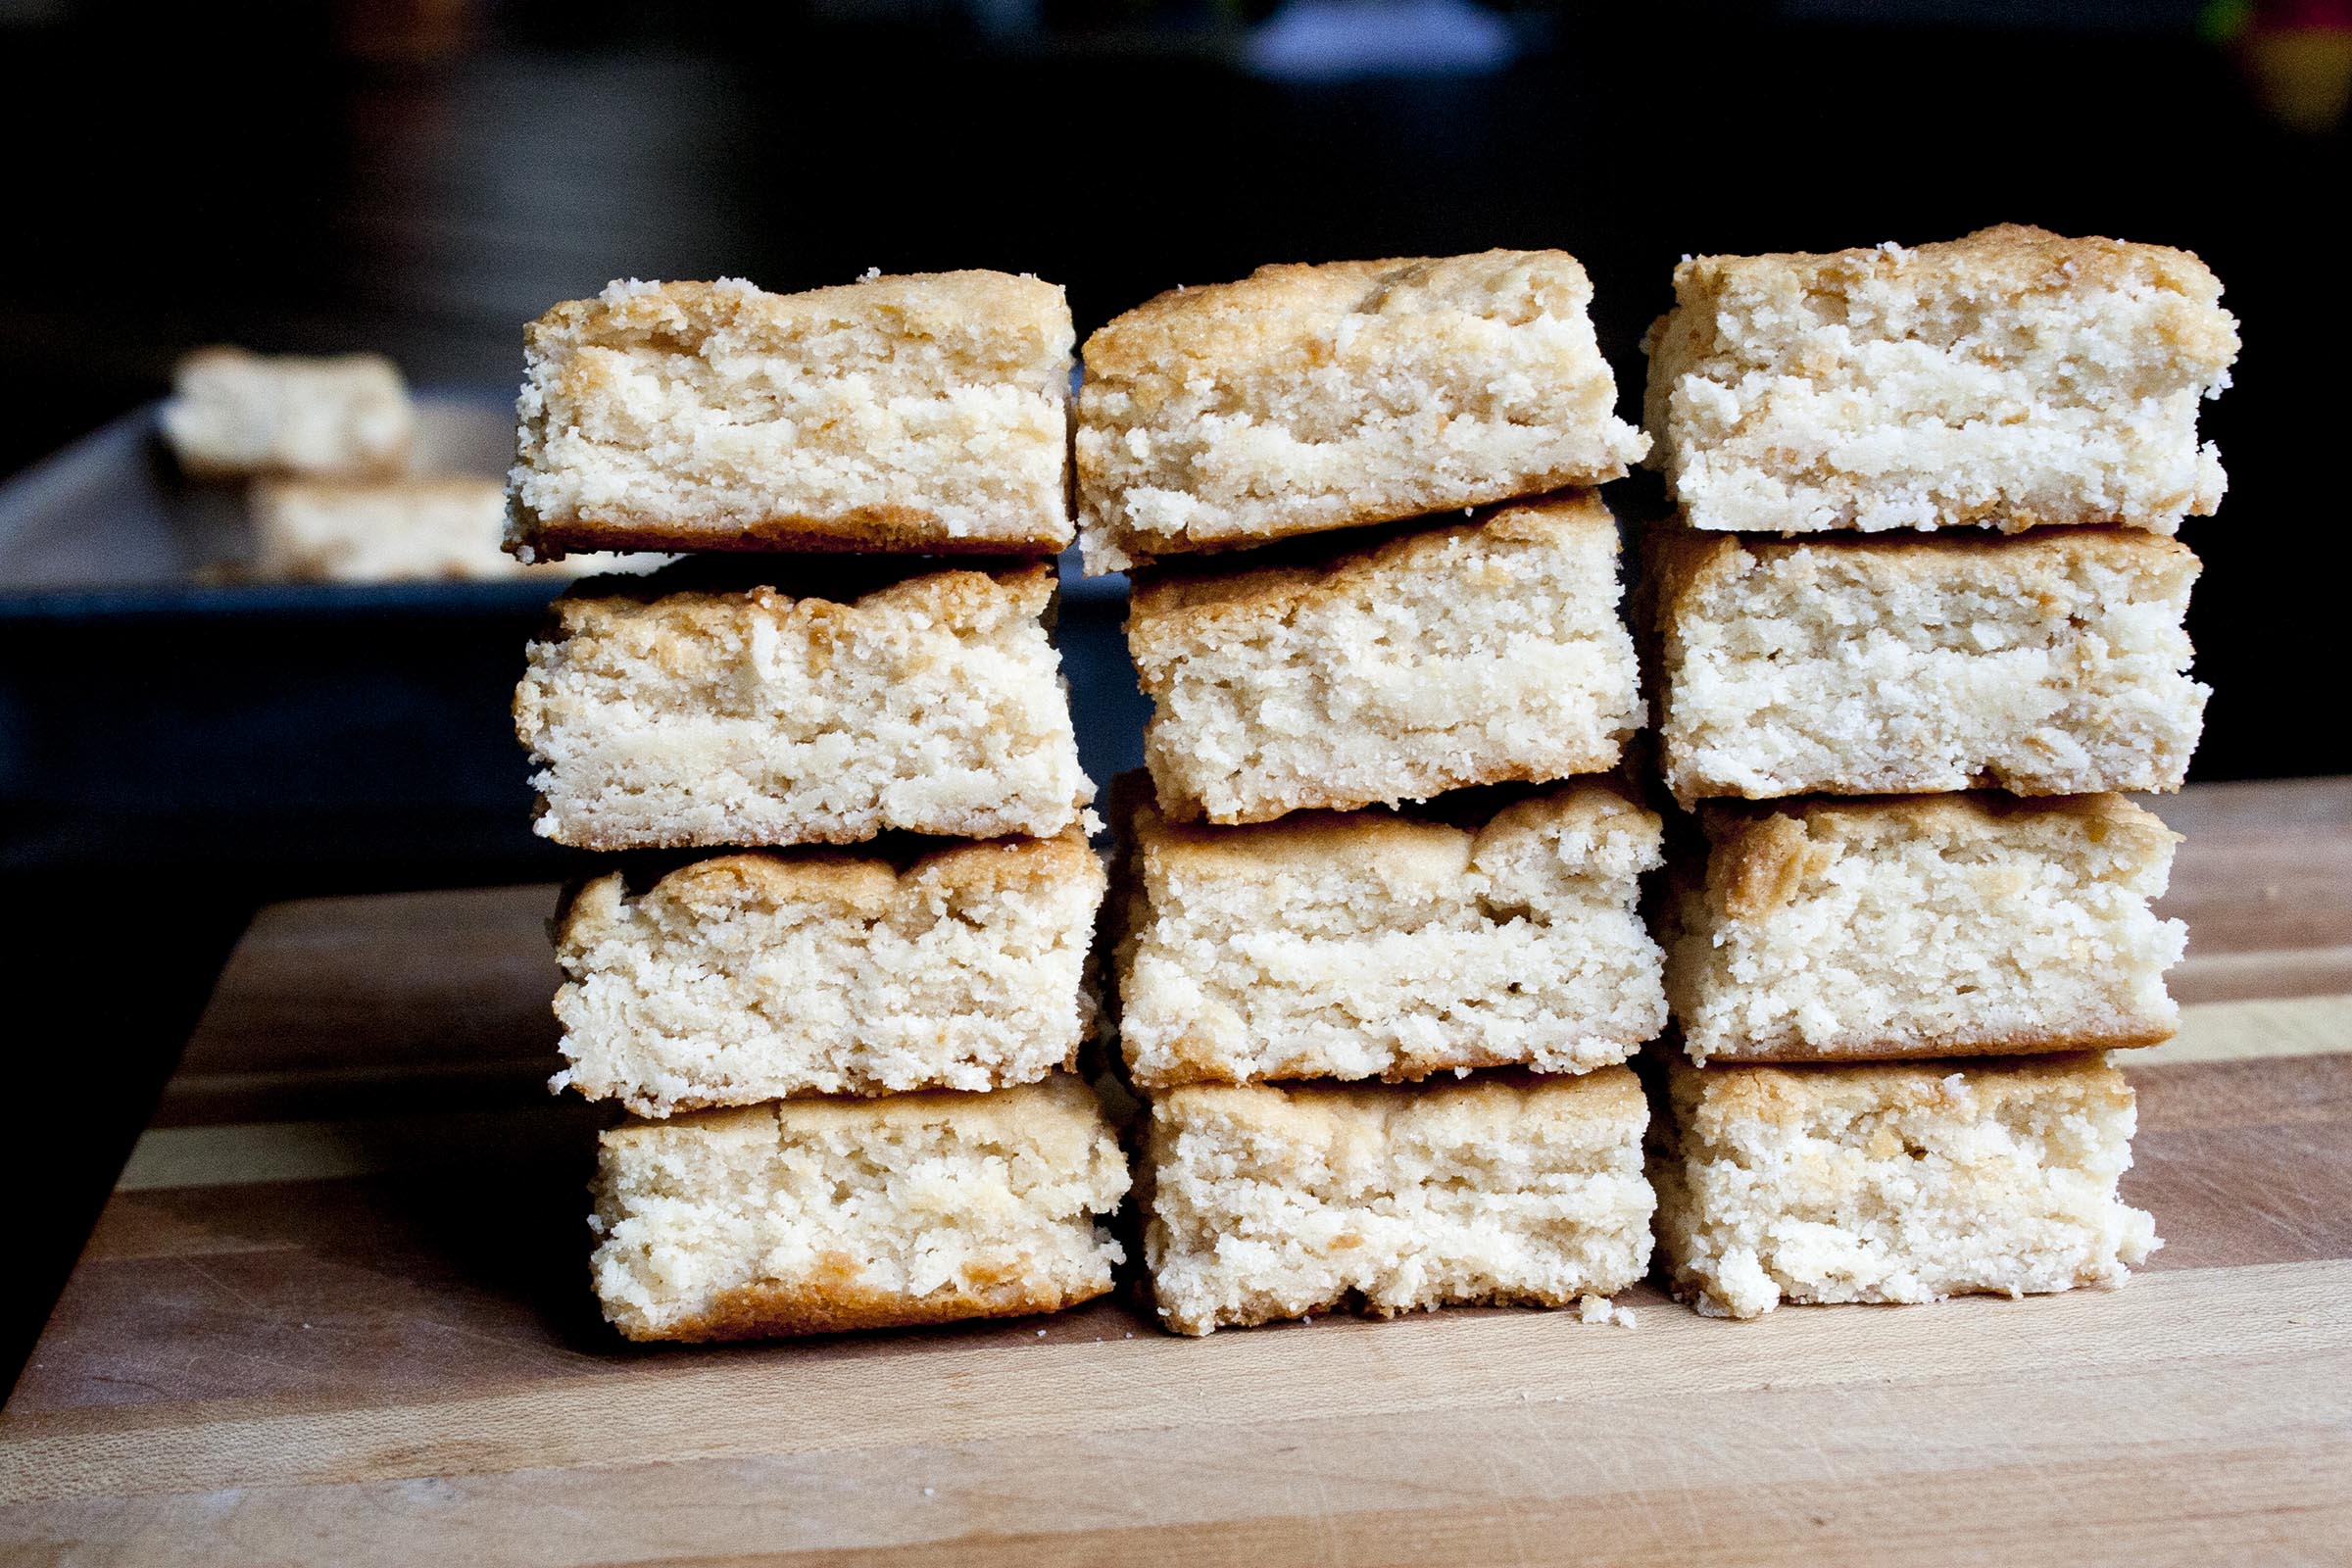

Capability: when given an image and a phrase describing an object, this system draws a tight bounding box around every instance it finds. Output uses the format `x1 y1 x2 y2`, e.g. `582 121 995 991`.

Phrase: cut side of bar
1666 794 2184 1064
1143 1070 1654 1335
557 830 1107 1114
514 564 1093 850
1650 525 2207 805
510 273 1075 557
1114 782 1664 1088
1077 251 1645 572
1652 1053 2158 1319
591 1076 1129 1342
1643 224 2238 535
1126 495 1642 825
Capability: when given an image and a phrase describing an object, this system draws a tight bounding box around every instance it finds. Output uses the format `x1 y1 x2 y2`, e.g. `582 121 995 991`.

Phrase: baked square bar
514 563 1092 850
508 273 1074 559
1652 1052 2159 1319
1113 782 1664 1088
1649 525 2206 806
1667 794 2183 1064
162 346 413 480
1642 225 2238 535
1143 1069 1653 1335
556 830 1106 1115
590 1075 1129 1341
1076 252 1646 572
251 475 666 583
1126 494 1642 825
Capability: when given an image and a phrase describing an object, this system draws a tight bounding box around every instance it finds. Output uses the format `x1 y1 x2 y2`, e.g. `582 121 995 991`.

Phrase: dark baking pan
0 390 1143 887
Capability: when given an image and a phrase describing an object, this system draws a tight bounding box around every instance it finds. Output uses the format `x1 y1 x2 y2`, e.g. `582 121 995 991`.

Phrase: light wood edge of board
113 993 2352 1192
2 1257 2343 1511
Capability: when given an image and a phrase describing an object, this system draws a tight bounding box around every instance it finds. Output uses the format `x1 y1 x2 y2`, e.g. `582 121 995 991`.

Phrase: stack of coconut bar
505 273 1129 1342
1080 253 1667 1335
1638 226 2239 1317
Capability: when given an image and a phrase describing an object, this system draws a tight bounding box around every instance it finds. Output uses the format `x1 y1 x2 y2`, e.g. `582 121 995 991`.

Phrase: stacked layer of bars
1080 253 1667 1335
506 273 1129 1342
1638 225 2239 1317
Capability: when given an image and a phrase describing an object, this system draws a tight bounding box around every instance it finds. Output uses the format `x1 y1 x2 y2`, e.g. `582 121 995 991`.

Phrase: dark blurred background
1 0 2345 1381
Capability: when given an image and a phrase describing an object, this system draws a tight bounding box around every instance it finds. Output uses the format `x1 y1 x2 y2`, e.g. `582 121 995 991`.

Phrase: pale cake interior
1118 786 1664 1088
512 274 1074 552
557 833 1106 1114
1668 797 2185 1063
1077 253 1645 572
1128 497 1643 825
1643 225 2239 535
1653 1054 2159 1319
514 566 1093 850
1144 1071 1654 1336
591 1078 1129 1342
1656 528 2207 804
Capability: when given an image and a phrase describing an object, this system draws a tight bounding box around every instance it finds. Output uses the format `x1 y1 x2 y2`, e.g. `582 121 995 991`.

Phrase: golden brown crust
1699 793 2177 922
1665 1050 2136 1144
1152 1066 1647 1144
524 272 1070 357
1128 796 1465 880
1695 1027 2174 1064
1084 252 1594 379
530 808 1091 856
1678 775 2189 807
601 1074 1114 1152
1700 789 2173 848
520 512 1071 559
539 559 1054 642
555 828 1101 953
1713 812 1832 923
1126 777 1656 887
1159 1047 1542 1094
513 559 1081 852
1129 493 1614 635
1164 759 1626 830
1673 224 2227 324
612 1268 1111 1343
1647 519 2201 632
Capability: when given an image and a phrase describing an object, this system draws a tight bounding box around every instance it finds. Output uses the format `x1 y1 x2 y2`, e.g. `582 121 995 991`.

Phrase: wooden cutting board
4 779 2349 1566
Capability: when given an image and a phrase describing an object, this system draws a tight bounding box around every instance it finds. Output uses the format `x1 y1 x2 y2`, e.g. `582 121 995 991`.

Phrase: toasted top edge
1664 1050 2132 1140
1646 521 2201 621
1082 250 1597 380
557 828 1102 948
1152 1063 1646 1138
600 1071 1112 1151
1696 794 2176 923
1670 223 2225 309
1125 776 1660 885
542 559 1054 636
1696 790 2171 842
1129 492 1616 630
525 272 1075 360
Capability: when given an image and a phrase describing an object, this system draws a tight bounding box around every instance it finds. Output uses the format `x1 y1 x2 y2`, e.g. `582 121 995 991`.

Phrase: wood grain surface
3 779 2349 1566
